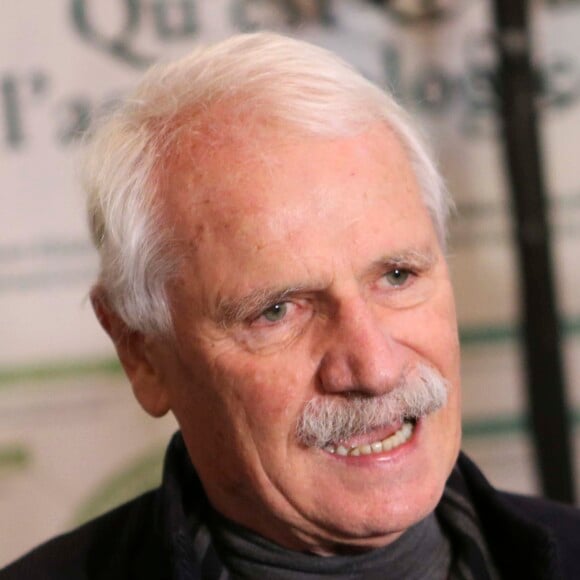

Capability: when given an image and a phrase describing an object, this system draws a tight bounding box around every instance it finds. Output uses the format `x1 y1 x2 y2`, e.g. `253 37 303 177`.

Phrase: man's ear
90 286 171 418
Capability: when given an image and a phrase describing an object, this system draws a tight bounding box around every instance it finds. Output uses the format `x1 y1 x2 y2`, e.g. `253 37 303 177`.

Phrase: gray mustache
296 364 448 448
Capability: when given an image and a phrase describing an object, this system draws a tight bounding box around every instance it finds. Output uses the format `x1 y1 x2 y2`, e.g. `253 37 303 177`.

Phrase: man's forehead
161 122 416 228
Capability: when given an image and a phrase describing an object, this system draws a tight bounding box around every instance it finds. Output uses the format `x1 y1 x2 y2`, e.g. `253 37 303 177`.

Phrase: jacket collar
457 452 562 579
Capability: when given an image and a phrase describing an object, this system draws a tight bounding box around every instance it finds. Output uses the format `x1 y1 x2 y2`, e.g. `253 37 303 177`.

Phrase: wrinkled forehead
159 122 425 242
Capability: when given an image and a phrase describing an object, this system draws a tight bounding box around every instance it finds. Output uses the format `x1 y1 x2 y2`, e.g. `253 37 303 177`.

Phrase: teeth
324 421 414 457
351 421 413 456
371 441 383 453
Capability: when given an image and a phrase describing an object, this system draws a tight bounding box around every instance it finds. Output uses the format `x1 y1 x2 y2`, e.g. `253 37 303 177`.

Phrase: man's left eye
261 302 288 322
384 268 411 287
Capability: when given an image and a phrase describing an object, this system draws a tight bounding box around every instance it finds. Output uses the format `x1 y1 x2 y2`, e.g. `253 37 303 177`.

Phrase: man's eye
261 303 288 322
384 268 411 287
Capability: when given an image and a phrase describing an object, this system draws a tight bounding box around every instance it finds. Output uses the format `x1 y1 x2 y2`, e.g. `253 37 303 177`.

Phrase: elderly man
2 32 580 580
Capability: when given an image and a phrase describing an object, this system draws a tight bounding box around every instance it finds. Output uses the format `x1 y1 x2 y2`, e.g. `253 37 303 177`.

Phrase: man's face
150 123 461 554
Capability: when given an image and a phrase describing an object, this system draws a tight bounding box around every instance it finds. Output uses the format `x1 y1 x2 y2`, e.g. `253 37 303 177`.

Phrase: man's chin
293 490 442 556
286 418 456 552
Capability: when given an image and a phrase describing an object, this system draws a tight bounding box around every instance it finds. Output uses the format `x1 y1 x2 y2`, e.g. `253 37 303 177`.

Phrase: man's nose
316 298 406 397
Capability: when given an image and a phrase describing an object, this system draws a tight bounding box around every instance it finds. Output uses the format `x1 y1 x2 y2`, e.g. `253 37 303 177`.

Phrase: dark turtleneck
207 509 451 580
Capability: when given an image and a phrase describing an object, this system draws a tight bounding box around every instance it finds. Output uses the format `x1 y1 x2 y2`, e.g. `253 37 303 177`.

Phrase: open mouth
323 419 416 457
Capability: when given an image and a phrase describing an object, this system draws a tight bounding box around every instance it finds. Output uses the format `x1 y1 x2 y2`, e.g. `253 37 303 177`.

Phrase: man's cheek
234 360 306 428
397 299 458 358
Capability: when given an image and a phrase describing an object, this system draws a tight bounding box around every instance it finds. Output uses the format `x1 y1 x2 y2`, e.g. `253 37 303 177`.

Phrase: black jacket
2 434 580 579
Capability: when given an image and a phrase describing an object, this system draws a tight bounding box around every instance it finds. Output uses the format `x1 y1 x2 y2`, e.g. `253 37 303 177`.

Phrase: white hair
84 32 452 335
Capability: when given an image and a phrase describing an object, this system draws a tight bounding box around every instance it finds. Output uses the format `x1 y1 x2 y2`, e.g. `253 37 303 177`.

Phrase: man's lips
323 419 415 457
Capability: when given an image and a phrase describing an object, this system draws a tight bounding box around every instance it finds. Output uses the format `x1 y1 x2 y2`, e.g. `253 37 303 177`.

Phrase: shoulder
497 490 580 550
495 491 580 578
460 452 580 534
0 489 169 580
497 489 580 527
458 452 580 578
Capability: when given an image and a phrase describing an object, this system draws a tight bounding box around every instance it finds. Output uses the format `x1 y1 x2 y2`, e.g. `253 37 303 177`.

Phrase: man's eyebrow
214 285 307 327
374 248 437 270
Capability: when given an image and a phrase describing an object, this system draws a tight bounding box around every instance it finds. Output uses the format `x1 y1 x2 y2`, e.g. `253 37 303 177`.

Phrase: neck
206 509 452 580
